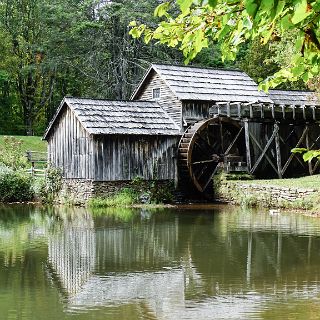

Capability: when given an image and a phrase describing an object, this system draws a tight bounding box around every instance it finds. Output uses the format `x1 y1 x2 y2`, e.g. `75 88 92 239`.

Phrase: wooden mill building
44 64 320 200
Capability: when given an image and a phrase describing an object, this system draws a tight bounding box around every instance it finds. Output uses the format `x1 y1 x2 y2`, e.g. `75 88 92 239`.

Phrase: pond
1 204 320 319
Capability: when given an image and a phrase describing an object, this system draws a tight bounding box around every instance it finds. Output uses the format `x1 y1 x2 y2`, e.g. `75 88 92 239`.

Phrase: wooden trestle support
178 114 320 194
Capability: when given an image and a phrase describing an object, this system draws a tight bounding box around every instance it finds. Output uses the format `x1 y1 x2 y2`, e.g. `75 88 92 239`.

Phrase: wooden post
250 126 278 175
281 126 308 176
244 120 252 171
227 102 231 117
274 123 282 178
305 125 313 175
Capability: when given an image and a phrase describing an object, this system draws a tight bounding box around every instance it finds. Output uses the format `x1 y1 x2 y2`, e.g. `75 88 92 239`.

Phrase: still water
1 204 320 319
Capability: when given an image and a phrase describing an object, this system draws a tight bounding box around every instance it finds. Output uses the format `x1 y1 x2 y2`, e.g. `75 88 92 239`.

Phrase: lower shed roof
43 98 181 139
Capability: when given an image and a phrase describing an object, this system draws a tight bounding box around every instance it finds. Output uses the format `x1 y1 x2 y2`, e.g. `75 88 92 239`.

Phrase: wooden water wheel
178 117 245 193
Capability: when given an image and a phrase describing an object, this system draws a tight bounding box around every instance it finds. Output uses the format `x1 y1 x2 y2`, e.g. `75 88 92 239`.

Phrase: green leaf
291 0 311 24
177 0 194 14
208 0 218 8
280 14 293 30
245 0 259 17
154 2 170 17
291 64 305 77
274 0 286 20
261 0 274 13
291 147 308 154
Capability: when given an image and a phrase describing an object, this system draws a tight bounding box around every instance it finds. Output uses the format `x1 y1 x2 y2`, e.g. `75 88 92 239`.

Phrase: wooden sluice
178 98 320 194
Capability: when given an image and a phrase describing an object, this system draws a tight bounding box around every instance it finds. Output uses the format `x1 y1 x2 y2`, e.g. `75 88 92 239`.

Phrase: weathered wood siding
93 135 178 181
47 106 94 179
135 70 182 130
182 101 211 126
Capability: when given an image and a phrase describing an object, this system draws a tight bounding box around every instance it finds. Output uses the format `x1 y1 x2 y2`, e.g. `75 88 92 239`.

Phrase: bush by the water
0 166 33 202
88 188 137 208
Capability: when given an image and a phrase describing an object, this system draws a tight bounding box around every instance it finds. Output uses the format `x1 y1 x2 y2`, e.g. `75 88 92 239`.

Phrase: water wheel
178 117 245 193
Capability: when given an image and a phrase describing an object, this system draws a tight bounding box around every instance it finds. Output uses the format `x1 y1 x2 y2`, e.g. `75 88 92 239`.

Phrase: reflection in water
48 210 95 295
1 205 320 319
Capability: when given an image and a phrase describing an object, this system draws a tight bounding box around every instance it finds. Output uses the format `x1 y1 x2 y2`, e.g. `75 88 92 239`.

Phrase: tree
0 0 183 135
130 0 320 90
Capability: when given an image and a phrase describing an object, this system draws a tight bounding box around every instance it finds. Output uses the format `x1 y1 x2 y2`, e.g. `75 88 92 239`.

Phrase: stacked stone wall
58 179 174 204
215 180 319 208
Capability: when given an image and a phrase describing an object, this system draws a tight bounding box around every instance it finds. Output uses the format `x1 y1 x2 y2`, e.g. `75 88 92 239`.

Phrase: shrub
88 188 138 208
33 167 63 204
0 166 34 202
0 136 28 170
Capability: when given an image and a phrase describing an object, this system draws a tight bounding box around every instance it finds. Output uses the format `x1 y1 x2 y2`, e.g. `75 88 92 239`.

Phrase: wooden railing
26 151 48 177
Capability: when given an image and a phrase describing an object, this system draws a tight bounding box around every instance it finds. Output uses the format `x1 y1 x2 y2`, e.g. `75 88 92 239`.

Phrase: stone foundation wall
59 179 94 204
215 180 319 208
58 179 174 204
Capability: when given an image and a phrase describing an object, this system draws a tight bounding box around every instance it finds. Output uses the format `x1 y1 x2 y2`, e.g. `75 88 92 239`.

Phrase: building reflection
46 207 320 318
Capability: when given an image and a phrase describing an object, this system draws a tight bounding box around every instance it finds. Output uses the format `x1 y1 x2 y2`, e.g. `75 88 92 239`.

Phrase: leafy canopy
130 0 320 89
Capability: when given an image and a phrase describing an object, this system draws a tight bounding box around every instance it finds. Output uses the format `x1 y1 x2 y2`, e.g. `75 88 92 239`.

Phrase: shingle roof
132 64 273 103
43 98 181 139
268 90 320 106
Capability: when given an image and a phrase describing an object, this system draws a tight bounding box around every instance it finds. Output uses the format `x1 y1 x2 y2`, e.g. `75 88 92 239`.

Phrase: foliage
0 0 183 135
130 177 174 204
0 166 34 202
130 0 320 89
292 147 320 162
88 188 138 208
38 167 63 204
0 136 28 170
89 206 138 222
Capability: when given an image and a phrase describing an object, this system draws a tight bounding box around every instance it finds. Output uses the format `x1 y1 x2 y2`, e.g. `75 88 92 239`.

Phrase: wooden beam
202 164 219 191
271 104 275 118
224 127 244 156
274 123 282 178
250 126 279 175
312 105 316 120
302 105 306 120
244 120 251 171
279 135 306 169
281 126 308 176
227 102 231 117
260 104 264 119
305 126 313 175
281 105 285 119
291 105 296 120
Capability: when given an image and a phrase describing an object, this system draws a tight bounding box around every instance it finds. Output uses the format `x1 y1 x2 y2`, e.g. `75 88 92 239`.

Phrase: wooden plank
274 123 282 178
271 104 275 118
249 126 278 175
224 127 244 156
291 105 296 120
244 121 252 171
281 126 308 176
279 135 306 169
305 127 313 175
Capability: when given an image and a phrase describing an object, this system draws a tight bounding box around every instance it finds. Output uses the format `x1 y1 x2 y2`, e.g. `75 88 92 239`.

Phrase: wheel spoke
192 159 216 165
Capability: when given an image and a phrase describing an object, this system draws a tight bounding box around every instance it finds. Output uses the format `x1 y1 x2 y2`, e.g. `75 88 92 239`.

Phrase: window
152 88 160 99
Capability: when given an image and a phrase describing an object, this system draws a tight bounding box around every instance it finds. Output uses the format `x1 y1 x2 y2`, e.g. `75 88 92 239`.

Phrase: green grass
88 188 138 208
238 175 320 190
0 135 47 153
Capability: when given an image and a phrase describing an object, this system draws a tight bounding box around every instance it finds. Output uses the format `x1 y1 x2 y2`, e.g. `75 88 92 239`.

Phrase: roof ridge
269 89 316 93
151 62 243 73
65 97 159 103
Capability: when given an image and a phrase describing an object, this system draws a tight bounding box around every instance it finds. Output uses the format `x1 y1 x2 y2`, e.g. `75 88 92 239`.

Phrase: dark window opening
153 88 160 99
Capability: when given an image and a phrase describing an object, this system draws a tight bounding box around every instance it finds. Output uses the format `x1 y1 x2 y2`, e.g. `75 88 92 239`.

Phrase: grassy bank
237 175 320 191
0 135 47 153
215 173 320 213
